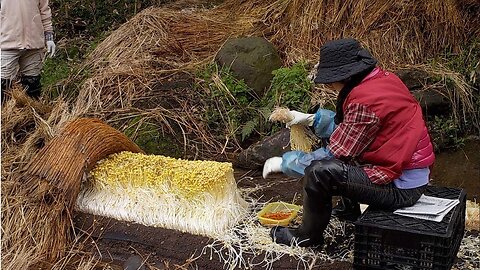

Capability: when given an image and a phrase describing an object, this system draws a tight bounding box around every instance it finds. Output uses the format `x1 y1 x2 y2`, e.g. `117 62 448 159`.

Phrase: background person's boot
331 197 361 222
1 79 12 103
20 75 42 99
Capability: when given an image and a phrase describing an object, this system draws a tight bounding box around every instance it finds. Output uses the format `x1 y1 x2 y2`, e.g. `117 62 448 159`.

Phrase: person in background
1 0 56 101
263 38 435 247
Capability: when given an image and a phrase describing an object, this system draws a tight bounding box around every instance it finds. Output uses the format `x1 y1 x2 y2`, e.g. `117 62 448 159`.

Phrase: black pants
304 159 426 212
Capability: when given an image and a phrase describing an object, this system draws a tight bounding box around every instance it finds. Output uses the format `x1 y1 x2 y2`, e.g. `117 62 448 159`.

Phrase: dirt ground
74 170 355 269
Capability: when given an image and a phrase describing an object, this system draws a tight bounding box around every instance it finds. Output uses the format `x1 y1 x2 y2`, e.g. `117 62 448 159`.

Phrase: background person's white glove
262 157 283 178
286 110 315 128
45 32 56 57
46 40 56 57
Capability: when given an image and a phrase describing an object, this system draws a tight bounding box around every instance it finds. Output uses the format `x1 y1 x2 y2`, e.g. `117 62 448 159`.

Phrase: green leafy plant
267 62 313 112
428 115 465 151
197 64 274 143
124 116 181 157
197 62 314 144
197 63 312 141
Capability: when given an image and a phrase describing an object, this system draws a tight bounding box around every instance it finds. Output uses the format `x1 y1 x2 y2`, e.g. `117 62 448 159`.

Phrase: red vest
345 69 435 180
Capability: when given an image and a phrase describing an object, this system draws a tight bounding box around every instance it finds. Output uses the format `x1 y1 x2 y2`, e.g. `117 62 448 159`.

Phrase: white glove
286 110 315 128
262 157 283 179
46 40 56 57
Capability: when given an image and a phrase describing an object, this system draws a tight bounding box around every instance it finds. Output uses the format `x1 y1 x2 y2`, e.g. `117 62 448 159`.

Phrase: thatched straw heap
75 0 478 157
1 116 142 268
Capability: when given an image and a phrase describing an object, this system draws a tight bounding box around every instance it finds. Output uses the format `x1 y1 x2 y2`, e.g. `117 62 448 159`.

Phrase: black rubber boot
332 197 361 222
269 197 329 247
20 75 41 99
270 163 335 248
1 79 12 103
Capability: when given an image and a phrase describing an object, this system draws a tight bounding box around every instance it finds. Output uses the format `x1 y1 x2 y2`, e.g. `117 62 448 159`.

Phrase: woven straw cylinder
17 118 143 261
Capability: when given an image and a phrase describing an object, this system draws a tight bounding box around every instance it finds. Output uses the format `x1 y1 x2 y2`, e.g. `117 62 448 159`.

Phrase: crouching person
263 38 435 247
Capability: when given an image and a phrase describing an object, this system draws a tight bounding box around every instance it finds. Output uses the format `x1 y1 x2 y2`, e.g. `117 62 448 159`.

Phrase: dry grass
397 63 478 130
466 200 480 231
70 0 478 158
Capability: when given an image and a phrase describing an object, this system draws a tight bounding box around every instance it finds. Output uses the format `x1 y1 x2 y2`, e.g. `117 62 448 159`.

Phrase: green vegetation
41 56 71 97
124 116 181 157
198 62 313 143
428 115 465 151
443 40 479 86
436 40 480 134
50 0 167 38
198 64 271 142
268 62 313 112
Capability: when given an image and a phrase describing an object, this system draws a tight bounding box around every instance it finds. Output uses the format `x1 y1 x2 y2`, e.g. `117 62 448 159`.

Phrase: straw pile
466 200 479 231
1 117 142 268
74 0 478 158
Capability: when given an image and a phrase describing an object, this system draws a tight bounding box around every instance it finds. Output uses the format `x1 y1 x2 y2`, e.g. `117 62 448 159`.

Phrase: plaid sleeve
363 166 392 185
329 103 380 160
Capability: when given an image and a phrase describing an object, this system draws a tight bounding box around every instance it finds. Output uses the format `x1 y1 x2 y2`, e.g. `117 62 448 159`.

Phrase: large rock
411 88 451 117
215 37 282 96
396 69 451 117
396 69 429 91
233 128 321 169
233 128 291 169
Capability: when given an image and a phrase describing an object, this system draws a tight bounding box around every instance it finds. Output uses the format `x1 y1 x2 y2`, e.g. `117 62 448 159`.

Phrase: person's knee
304 159 345 197
305 159 344 180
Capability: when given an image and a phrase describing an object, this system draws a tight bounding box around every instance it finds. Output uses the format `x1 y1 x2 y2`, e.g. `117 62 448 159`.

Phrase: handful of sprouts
269 107 318 152
76 151 248 237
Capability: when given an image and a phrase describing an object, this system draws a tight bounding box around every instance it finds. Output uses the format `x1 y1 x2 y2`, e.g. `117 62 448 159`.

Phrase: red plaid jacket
329 103 390 184
329 69 434 184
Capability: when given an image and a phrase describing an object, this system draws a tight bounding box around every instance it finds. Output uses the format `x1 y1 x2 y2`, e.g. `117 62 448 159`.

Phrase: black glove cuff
45 32 54 41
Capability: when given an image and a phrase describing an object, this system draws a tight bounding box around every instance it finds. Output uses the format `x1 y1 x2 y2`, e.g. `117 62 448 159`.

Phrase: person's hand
286 110 315 128
262 157 283 179
46 40 56 57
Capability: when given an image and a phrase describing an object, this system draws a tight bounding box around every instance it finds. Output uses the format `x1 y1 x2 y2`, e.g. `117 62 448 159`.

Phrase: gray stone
397 69 451 116
215 37 282 96
123 255 146 270
411 88 451 116
233 128 320 169
233 128 291 169
396 69 430 91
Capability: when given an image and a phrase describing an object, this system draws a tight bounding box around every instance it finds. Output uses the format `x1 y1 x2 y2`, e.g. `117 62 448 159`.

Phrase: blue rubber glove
280 147 334 177
312 109 336 138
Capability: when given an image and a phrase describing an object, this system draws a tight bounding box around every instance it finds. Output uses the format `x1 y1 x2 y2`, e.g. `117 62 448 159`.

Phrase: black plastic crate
354 186 466 270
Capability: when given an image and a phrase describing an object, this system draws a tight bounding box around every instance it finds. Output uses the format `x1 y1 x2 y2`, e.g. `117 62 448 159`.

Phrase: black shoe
21 75 41 99
270 226 324 248
332 197 361 222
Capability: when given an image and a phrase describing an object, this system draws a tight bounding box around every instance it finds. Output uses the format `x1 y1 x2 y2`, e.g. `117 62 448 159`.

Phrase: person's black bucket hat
314 38 377 84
